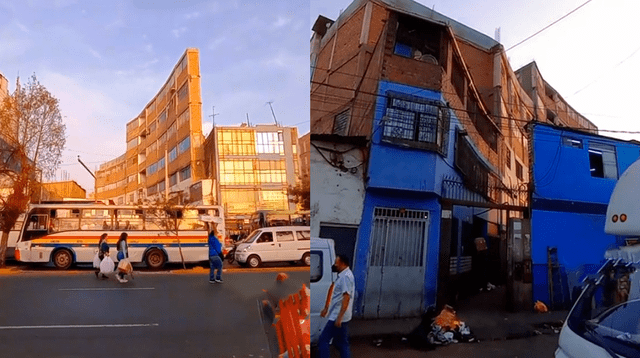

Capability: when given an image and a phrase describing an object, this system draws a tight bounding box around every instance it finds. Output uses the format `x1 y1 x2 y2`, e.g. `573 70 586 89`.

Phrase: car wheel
52 249 73 270
145 249 165 270
301 253 310 266
247 255 262 268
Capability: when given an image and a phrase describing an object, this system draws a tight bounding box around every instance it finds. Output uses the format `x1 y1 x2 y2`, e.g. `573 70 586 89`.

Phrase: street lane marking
0 323 159 330
59 288 155 291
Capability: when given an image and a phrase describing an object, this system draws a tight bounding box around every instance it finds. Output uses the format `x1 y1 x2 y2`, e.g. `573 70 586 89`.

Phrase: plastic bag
100 255 115 274
92 252 101 269
433 305 460 330
117 258 132 274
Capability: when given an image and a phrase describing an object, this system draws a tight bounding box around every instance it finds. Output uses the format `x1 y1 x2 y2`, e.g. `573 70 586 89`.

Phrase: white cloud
272 16 291 29
207 36 226 50
89 47 101 59
144 44 153 53
184 11 201 20
15 21 29 33
172 27 187 38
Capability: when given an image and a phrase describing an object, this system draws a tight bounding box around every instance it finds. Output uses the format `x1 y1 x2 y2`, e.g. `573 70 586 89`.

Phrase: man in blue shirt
318 254 355 358
208 226 223 283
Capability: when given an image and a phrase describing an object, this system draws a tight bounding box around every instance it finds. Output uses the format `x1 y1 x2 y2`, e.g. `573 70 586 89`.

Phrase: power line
310 80 640 135
505 0 593 52
311 64 614 125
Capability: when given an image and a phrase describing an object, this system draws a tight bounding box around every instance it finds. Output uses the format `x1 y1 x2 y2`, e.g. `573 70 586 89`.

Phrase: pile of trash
406 305 476 350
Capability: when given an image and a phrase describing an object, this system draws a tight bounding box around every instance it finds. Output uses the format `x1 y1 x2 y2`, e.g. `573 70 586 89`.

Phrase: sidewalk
348 285 568 342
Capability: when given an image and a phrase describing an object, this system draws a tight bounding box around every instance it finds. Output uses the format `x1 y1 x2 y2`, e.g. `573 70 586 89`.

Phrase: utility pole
77 156 96 201
246 113 251 127
266 101 278 126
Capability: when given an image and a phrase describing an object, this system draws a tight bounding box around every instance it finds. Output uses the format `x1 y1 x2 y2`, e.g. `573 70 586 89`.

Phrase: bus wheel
52 249 73 270
145 249 165 270
301 253 311 266
247 255 262 268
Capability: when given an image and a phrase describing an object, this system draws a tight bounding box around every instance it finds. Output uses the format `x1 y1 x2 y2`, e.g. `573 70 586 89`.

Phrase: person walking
318 254 355 358
95 233 109 279
208 225 223 284
115 232 131 283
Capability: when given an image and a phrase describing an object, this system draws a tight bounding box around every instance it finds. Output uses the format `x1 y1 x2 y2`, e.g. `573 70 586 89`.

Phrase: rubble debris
406 306 476 350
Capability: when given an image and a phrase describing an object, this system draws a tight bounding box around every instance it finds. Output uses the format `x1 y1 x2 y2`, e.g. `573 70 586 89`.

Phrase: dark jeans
317 320 351 358
209 255 222 281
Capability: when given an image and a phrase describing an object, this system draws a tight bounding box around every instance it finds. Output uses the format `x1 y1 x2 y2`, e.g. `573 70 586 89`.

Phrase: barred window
333 109 350 136
382 92 449 154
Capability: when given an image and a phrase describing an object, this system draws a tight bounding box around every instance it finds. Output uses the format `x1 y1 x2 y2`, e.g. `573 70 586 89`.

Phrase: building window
218 130 256 156
382 91 449 154
506 149 511 169
127 138 137 151
256 132 284 154
515 161 523 180
562 137 583 149
158 110 167 124
333 109 350 136
394 14 441 63
180 165 191 181
158 180 165 193
167 121 177 138
260 190 288 211
148 121 157 135
168 146 178 162
177 110 189 128
220 160 255 185
169 172 178 187
589 142 617 179
178 83 188 102
258 160 286 183
147 184 157 195
158 157 165 169
158 132 166 149
178 136 190 155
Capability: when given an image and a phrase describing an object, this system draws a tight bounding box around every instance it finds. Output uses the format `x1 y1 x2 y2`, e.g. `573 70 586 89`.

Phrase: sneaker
215 279 223 283
209 280 216 284
101 274 109 280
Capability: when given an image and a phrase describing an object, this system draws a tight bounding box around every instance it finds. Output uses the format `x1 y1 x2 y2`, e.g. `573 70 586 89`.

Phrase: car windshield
241 230 260 243
567 258 640 357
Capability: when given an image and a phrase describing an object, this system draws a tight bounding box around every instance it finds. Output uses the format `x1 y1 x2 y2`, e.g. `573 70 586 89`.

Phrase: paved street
329 333 559 357
0 269 309 358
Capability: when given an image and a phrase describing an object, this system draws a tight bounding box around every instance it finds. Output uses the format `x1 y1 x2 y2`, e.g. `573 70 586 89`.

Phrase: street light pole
77 156 96 201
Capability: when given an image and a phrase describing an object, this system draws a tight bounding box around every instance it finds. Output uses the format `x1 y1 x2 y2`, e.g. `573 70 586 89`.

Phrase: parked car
555 245 640 358
310 237 337 346
233 226 310 268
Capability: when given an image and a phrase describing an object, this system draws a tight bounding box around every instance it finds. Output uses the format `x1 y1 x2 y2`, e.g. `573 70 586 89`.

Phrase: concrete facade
96 48 205 204
41 180 87 201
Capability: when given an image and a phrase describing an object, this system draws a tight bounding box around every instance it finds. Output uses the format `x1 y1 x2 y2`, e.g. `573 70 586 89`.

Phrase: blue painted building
530 123 640 306
351 81 465 318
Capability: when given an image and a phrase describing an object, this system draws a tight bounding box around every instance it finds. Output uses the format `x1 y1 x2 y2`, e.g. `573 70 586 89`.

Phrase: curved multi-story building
96 48 205 204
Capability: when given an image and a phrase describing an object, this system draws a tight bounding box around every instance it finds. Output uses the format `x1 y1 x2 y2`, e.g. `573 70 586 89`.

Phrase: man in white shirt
318 254 355 358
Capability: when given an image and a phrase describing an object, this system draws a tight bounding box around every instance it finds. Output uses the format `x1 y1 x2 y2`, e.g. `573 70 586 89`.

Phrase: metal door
363 208 429 318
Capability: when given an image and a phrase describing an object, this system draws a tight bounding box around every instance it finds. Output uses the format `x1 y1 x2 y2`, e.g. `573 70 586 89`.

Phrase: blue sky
312 0 640 139
0 0 309 193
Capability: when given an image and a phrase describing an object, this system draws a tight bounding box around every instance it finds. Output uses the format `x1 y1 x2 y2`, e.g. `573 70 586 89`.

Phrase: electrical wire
505 0 593 51
310 80 640 135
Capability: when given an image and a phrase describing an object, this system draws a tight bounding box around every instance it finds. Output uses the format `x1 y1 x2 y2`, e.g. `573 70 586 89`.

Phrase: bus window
80 209 112 230
27 215 48 231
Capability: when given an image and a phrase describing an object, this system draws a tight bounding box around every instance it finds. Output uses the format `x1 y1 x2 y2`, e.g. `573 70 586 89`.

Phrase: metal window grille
369 208 429 267
333 109 350 136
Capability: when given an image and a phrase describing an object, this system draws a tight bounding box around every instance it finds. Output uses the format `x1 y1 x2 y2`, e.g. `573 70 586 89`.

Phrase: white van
555 245 640 358
234 226 310 268
310 237 337 345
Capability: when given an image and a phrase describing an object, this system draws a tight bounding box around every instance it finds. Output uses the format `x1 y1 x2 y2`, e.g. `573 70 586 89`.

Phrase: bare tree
0 74 66 266
144 193 192 269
